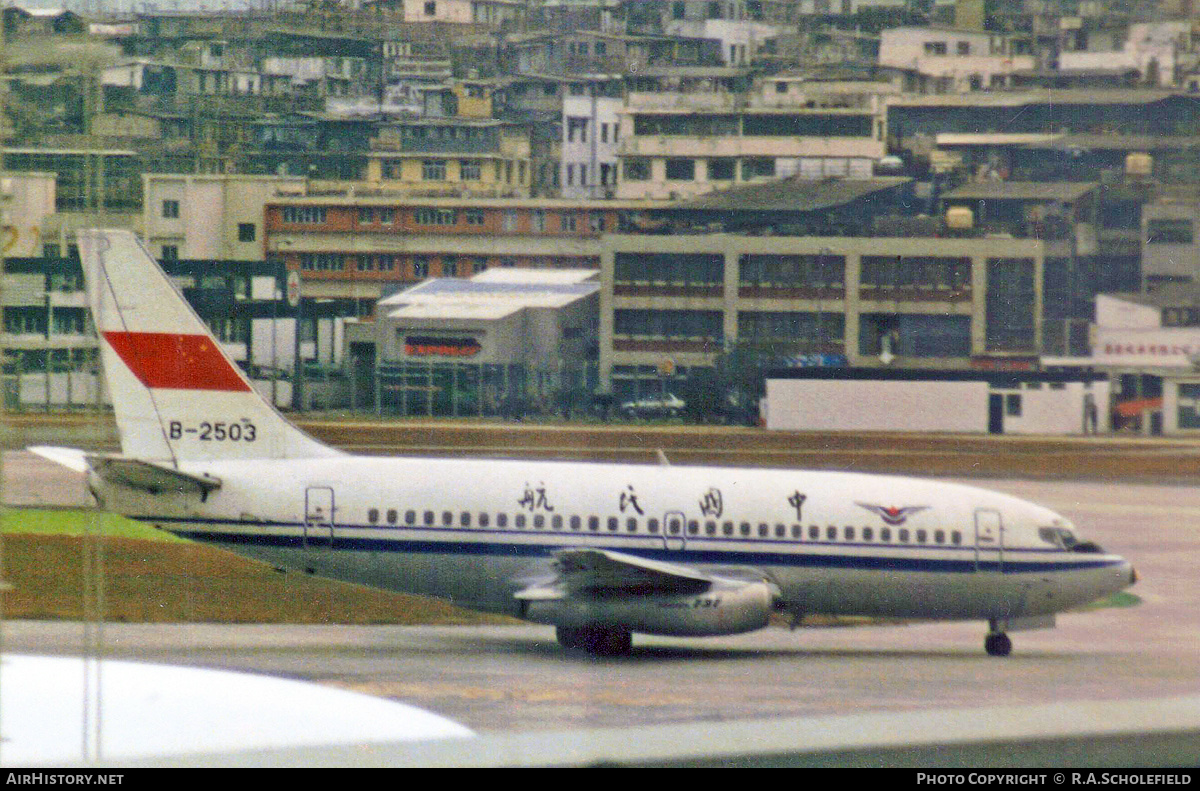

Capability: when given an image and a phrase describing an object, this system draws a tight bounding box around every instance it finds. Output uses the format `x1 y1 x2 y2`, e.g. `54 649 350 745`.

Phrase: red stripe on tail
102 331 251 392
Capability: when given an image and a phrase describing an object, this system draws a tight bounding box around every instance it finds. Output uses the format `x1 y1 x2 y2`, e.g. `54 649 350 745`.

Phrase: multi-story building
142 173 308 263
365 118 534 198
560 77 624 199
600 231 1050 399
615 68 888 200
878 26 1036 92
263 195 663 304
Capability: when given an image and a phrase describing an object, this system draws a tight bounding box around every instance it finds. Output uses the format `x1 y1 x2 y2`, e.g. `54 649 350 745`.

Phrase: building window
502 210 518 232
422 159 447 181
465 208 485 225
162 199 180 218
707 159 735 180
443 258 457 276
414 208 457 225
623 158 651 181
237 223 256 242
742 157 775 179
567 117 588 142
281 206 327 224
924 41 947 55
665 158 695 181
161 245 178 260
1147 219 1194 245
413 258 429 278
424 1 436 15
461 159 482 180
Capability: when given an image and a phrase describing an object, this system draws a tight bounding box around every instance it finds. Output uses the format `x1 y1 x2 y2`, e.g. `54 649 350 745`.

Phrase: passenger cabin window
533 515 545 529
881 527 891 542
479 513 489 527
442 511 453 526
916 529 927 543
424 511 435 526
688 520 699 535
844 526 855 541
589 516 600 531
497 513 508 528
775 524 786 538
388 509 398 525
607 517 619 532
826 526 837 541
515 514 526 528
406 510 416 525
705 521 717 536
648 518 660 533
626 518 638 533
899 528 910 543
863 527 873 541
461 512 471 527
758 523 769 537
809 525 819 540
741 522 752 537
368 508 379 524
570 515 581 530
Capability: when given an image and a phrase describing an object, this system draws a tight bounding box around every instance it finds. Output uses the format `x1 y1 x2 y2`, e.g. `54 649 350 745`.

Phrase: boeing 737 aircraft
32 229 1137 657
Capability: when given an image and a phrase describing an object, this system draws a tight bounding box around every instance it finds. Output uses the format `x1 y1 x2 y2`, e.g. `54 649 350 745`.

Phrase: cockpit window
1038 525 1103 553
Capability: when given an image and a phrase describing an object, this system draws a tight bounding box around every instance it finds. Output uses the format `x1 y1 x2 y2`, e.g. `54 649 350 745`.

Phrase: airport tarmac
1 443 1195 738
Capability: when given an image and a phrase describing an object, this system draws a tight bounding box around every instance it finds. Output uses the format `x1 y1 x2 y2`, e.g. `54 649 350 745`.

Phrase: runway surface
1 444 1192 736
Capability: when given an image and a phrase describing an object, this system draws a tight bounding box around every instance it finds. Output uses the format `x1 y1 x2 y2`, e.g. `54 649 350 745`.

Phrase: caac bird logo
855 502 930 526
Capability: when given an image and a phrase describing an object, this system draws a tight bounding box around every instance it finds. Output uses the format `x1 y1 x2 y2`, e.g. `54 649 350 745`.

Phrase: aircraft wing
515 548 713 600
27 445 221 495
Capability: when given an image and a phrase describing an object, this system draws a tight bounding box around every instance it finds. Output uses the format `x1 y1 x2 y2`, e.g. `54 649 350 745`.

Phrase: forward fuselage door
974 507 1004 573
663 510 686 551
304 486 335 548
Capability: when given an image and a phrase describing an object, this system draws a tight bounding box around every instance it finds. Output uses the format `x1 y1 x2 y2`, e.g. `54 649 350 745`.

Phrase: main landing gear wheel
985 632 1012 657
556 626 633 657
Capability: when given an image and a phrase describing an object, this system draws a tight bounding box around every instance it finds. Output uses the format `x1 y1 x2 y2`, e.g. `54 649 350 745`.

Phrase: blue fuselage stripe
136 516 1124 576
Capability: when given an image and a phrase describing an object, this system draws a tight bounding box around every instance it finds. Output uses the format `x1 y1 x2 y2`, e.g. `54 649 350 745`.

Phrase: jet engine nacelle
523 580 774 637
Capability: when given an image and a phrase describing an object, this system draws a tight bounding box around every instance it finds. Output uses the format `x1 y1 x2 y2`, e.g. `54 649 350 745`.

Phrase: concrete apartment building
263 194 662 303
560 80 623 199
615 69 888 200
878 26 1036 93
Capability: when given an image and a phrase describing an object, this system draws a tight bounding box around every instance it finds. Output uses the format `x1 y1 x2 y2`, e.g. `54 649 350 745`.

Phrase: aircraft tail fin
78 229 341 463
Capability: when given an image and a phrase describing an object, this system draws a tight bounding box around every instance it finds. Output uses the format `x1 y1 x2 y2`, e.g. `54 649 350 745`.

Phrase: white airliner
32 229 1137 657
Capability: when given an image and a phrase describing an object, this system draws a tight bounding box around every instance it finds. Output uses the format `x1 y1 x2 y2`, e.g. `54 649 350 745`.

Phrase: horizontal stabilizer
86 455 222 494
27 446 89 473
515 548 713 599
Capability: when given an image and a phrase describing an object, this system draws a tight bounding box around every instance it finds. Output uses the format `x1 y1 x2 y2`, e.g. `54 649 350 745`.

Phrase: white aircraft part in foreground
1 654 472 764
32 229 1137 657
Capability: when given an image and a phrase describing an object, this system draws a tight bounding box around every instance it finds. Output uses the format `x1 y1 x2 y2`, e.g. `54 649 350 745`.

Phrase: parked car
620 393 686 418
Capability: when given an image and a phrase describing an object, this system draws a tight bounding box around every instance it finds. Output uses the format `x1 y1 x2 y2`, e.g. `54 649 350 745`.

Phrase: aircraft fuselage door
974 508 1004 572
304 486 335 548
663 510 686 550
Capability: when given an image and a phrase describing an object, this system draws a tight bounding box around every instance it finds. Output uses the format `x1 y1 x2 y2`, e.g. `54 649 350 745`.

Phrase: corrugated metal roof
674 177 911 213
380 273 599 321
942 181 1099 202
